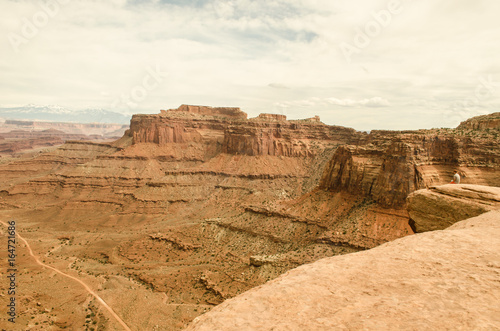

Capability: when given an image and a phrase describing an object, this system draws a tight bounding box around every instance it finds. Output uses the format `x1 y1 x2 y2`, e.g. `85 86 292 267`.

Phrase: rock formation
186 189 500 331
221 121 356 157
318 142 419 208
128 105 360 157
0 136 63 154
0 105 365 329
0 128 122 156
457 111 500 130
256 113 287 121
313 116 499 249
319 120 500 208
165 104 248 119
0 107 498 330
407 184 500 232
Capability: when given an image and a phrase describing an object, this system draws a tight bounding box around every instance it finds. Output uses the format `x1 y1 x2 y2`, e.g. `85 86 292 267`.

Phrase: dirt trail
0 221 132 331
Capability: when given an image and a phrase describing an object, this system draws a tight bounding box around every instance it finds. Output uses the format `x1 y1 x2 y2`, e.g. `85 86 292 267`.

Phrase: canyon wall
1 107 498 330
319 123 500 208
165 104 248 119
221 121 358 157
128 105 361 158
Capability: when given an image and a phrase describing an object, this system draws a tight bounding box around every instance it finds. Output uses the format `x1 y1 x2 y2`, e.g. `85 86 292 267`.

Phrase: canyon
0 105 498 330
187 189 500 331
0 119 128 158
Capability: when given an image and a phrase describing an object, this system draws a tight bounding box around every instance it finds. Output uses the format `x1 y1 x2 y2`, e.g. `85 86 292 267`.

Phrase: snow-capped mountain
0 105 131 124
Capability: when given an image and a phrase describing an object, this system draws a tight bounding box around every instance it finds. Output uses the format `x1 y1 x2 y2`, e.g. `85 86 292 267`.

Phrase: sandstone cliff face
222 116 359 157
129 118 202 144
166 104 248 120
318 139 426 208
129 105 247 146
319 124 500 208
221 122 352 157
256 113 287 121
128 105 360 158
457 111 500 130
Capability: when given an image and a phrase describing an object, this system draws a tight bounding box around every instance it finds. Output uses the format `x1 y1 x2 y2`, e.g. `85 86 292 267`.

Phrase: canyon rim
0 106 499 330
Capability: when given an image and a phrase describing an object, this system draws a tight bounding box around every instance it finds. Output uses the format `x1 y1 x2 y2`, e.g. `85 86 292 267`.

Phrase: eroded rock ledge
407 184 500 232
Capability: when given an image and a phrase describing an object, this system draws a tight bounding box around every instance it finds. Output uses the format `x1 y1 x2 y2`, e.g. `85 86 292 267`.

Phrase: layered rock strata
319 122 500 208
0 107 499 330
129 105 360 157
0 136 63 154
457 111 500 130
0 106 364 329
407 184 500 232
165 104 248 119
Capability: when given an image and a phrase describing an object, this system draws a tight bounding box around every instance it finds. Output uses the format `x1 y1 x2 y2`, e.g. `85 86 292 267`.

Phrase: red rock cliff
319 114 500 208
128 106 361 157
165 104 247 120
457 112 500 130
222 114 359 157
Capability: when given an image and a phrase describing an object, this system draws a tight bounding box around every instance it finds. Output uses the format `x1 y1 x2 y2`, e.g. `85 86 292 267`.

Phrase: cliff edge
407 184 500 232
186 186 500 331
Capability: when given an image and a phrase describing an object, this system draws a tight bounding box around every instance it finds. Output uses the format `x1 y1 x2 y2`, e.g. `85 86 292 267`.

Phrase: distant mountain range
0 104 131 124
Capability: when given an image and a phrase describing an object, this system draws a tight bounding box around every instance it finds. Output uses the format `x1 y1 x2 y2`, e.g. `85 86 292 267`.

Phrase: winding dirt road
1 220 132 331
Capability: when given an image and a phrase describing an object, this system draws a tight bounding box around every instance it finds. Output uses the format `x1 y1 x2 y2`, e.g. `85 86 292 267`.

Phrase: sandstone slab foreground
186 209 500 331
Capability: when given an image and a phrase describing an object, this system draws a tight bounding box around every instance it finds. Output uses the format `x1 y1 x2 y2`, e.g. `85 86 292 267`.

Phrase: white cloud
0 0 499 130
326 97 390 107
268 83 290 89
276 96 390 108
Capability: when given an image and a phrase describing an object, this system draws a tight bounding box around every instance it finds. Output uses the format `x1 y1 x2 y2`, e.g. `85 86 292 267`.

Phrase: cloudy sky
1 0 499 130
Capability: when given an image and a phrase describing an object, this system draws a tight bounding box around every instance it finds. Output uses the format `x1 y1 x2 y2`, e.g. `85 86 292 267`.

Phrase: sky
1 0 499 131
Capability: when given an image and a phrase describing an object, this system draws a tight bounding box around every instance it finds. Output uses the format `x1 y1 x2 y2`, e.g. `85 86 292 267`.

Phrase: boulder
407 184 500 232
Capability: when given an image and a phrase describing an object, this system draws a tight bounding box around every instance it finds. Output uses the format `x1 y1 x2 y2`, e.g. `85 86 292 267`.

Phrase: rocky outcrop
165 104 247 120
407 184 500 232
221 124 314 157
319 126 500 208
130 105 249 146
318 142 420 208
222 121 359 157
129 120 201 144
186 209 500 331
128 105 361 157
457 111 500 130
256 113 287 121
